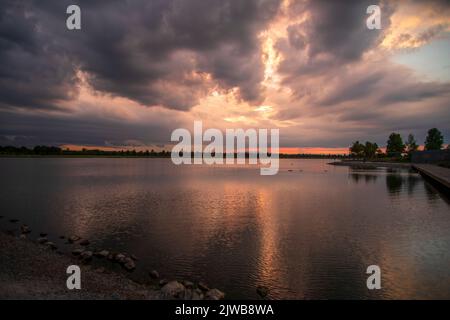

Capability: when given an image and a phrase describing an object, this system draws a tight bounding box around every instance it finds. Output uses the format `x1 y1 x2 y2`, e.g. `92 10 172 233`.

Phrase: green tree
405 134 418 154
363 141 380 159
349 141 365 158
424 128 444 150
386 133 405 155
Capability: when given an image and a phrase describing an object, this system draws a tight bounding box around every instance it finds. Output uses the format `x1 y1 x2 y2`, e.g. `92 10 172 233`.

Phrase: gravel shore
0 232 161 299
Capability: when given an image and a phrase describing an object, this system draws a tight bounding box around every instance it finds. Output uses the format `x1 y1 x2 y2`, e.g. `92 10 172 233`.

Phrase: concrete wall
411 149 450 163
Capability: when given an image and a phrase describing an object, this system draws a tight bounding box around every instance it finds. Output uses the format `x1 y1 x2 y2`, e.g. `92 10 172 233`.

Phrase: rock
45 241 57 250
80 250 93 261
123 259 136 271
114 253 126 264
9 219 19 223
183 280 194 289
19 234 27 240
68 235 81 243
106 252 115 261
184 288 205 300
130 254 138 261
72 248 84 256
183 288 194 300
205 288 225 300
161 281 185 298
192 290 204 300
21 225 31 234
198 281 209 292
40 233 47 237
256 285 269 298
149 270 160 279
94 250 109 258
79 239 90 246
159 279 169 287
37 237 48 244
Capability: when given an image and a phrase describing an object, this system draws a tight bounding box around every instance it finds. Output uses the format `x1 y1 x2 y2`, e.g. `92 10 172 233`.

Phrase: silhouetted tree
386 133 405 155
349 141 365 158
363 141 380 159
405 134 418 154
424 128 444 150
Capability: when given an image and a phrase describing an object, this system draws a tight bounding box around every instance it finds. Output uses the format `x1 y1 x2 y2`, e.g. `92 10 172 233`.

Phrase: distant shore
0 154 346 159
0 145 347 159
0 154 171 158
328 160 412 169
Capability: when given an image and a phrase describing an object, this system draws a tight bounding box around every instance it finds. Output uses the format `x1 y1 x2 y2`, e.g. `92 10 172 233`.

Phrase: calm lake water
0 158 449 299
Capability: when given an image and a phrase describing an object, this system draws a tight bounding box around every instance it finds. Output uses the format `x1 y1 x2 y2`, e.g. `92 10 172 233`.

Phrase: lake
0 158 449 299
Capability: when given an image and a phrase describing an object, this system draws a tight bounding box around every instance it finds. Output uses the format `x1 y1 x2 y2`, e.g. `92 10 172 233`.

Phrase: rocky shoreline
0 216 225 300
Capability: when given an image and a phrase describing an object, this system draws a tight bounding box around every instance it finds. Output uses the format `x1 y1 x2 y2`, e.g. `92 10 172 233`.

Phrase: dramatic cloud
269 0 450 148
0 0 449 150
382 0 450 50
0 1 79 110
0 0 281 111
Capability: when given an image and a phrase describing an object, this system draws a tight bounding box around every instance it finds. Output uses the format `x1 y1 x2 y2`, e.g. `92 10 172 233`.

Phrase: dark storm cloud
318 68 450 108
0 109 177 147
299 0 385 62
0 0 281 111
0 0 79 110
273 1 401 120
277 0 393 77
269 0 450 149
319 72 385 106
1 0 449 149
275 0 450 114
379 82 450 104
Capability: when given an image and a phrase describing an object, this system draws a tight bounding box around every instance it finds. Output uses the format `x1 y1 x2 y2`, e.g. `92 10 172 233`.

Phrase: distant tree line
0 145 348 159
0 145 172 157
279 153 347 159
2 128 446 160
349 128 446 160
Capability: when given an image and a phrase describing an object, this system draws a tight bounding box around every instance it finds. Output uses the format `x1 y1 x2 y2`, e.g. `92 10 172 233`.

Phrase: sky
0 0 449 154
